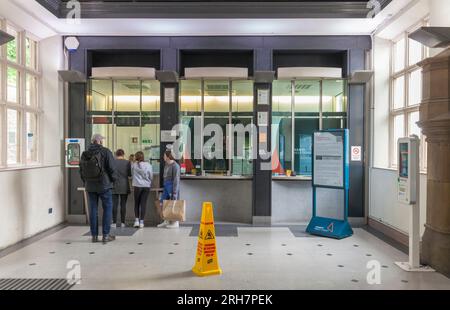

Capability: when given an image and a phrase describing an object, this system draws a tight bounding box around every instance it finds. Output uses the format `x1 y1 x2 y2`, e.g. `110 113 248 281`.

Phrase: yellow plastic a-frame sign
192 202 222 277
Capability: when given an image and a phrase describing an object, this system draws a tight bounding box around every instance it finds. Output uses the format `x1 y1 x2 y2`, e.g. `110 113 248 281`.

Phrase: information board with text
313 132 344 188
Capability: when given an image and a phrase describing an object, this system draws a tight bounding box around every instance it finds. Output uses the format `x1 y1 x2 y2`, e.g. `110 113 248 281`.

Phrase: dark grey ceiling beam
409 27 450 48
0 30 14 46
36 0 62 17
36 0 392 19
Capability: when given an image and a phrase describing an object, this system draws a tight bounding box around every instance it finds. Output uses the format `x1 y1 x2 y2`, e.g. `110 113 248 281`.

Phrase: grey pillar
157 71 180 187
252 72 275 225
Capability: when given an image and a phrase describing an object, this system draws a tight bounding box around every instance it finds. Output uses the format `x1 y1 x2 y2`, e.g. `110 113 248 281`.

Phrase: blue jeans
88 189 113 237
160 180 174 202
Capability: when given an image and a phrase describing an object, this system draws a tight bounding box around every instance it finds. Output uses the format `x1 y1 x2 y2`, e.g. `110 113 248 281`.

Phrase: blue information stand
306 129 353 239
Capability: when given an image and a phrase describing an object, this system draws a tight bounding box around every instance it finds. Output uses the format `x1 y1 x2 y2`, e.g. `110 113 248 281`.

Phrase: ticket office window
272 79 347 177
179 79 254 177
87 79 161 173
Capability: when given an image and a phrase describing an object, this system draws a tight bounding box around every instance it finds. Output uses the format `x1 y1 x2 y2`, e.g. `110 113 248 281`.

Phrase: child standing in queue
131 151 153 229
157 147 181 229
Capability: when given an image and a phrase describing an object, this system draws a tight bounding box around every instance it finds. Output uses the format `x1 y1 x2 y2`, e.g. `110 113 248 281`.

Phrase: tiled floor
0 225 449 290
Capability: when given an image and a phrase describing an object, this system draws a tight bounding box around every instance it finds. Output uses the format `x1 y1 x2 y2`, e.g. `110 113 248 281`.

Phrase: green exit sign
143 139 153 144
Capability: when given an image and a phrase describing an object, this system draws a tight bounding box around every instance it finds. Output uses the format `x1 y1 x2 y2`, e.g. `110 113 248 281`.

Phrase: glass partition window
1 21 41 169
272 79 347 177
295 80 321 176
204 80 229 175
232 80 254 176
89 79 113 112
322 79 347 130
179 79 254 177
87 79 161 172
272 80 293 174
142 81 161 173
180 80 202 175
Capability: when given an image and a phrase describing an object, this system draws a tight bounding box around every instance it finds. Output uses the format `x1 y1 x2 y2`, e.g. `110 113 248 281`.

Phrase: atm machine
65 138 89 224
395 136 434 272
65 138 85 168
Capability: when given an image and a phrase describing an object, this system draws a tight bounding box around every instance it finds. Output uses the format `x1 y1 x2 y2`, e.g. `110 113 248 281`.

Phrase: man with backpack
80 134 118 244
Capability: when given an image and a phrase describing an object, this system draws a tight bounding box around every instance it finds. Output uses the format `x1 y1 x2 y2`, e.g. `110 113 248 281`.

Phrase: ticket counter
271 76 348 224
177 76 254 224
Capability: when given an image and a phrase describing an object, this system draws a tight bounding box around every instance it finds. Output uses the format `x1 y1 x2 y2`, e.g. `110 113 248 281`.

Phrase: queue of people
79 134 181 244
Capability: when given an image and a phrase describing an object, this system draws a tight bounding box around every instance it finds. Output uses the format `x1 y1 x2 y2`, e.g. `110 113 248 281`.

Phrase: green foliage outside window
7 39 17 82
7 38 17 62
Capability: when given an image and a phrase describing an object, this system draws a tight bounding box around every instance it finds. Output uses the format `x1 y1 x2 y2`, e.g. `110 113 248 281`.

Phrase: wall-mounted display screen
399 142 409 178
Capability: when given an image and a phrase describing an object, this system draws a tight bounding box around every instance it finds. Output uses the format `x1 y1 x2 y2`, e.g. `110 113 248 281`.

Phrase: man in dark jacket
80 134 118 244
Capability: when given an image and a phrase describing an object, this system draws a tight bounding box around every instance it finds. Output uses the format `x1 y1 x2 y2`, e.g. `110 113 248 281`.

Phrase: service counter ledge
181 175 253 180
272 176 312 181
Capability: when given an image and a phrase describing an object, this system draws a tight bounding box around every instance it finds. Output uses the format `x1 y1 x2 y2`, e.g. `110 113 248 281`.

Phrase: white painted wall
0 35 64 250
429 0 450 56
369 168 427 236
372 36 391 168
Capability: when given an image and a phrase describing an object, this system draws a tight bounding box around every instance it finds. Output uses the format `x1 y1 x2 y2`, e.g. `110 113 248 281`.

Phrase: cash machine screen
399 143 408 178
67 143 81 166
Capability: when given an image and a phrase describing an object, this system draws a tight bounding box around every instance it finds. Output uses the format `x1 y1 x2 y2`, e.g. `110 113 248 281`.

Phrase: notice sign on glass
313 132 344 188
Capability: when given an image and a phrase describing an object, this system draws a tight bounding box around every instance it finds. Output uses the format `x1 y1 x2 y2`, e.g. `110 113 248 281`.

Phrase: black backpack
80 150 104 181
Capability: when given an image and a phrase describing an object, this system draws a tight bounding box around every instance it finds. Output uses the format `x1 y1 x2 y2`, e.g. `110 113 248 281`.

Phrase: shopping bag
162 200 186 222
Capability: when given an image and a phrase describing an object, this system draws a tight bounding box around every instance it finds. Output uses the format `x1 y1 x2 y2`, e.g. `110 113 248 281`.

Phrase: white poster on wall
313 132 344 188
257 89 269 105
164 88 176 103
161 130 177 142
258 112 268 126
351 146 362 161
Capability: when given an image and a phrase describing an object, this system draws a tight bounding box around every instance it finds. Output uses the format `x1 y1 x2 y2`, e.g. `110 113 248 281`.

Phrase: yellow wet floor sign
192 202 222 277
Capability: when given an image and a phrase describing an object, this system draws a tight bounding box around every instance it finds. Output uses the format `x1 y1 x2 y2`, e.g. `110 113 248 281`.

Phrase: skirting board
349 217 367 227
368 217 409 247
66 214 89 225
0 223 68 258
252 216 272 226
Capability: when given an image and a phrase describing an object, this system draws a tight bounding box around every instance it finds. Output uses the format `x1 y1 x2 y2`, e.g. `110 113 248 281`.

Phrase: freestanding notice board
306 129 353 239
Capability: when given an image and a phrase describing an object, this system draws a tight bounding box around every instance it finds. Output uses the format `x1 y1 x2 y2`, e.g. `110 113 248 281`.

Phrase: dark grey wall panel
347 48 366 217
253 83 272 218
75 36 171 52
179 50 254 76
68 83 86 215
262 36 371 50
160 83 180 186
273 50 348 75
90 50 161 70
169 36 264 50
254 48 273 71
161 48 178 72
